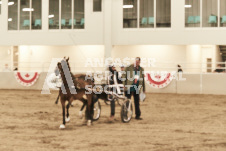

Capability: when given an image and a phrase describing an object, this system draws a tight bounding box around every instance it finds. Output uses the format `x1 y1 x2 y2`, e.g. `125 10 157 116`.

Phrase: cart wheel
104 100 111 105
121 99 133 123
93 100 101 121
105 94 113 105
117 99 123 106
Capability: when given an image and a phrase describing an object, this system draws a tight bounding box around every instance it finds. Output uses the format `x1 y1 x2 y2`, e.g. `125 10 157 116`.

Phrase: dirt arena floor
1 90 226 151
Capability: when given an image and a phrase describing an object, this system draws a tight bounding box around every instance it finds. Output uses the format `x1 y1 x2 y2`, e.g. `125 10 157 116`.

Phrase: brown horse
57 57 94 129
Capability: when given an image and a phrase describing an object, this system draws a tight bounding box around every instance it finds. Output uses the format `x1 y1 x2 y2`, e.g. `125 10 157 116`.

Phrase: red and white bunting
146 72 173 89
14 72 40 87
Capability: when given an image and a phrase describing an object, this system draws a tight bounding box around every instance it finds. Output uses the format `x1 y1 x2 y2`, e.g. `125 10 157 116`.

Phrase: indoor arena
1 0 226 151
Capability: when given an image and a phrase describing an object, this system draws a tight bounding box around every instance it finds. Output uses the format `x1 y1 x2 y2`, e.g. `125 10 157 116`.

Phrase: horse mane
58 58 94 90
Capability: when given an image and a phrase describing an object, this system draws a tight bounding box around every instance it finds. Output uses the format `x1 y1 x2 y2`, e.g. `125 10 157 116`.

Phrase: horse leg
79 99 87 119
59 98 66 129
86 94 93 126
65 101 71 123
91 94 98 118
55 93 60 104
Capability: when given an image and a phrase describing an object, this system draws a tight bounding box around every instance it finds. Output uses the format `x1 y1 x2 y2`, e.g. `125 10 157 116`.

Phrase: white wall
0 44 221 72
0 46 11 62
18 45 104 72
186 45 202 73
0 46 13 70
112 45 187 71
112 45 222 73
185 45 222 73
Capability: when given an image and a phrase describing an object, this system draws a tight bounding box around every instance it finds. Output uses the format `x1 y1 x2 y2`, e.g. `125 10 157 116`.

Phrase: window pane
156 0 171 28
202 0 218 27
220 0 226 27
61 0 72 29
49 0 59 29
123 0 138 28
8 0 18 30
32 0 41 30
93 0 101 12
185 0 200 27
74 0 85 29
140 0 154 28
20 0 30 30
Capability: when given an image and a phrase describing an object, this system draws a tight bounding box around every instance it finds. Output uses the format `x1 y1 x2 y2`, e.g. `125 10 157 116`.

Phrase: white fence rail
0 61 226 73
0 72 226 95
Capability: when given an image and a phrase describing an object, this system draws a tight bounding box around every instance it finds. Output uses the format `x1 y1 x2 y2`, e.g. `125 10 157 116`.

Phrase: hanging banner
146 72 174 89
15 72 40 87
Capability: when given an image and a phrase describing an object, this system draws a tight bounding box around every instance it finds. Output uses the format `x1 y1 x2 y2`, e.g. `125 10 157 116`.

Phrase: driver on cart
108 64 124 121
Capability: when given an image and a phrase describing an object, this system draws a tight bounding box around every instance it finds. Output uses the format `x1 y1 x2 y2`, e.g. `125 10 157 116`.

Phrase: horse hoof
79 111 83 119
59 124 66 129
87 120 92 126
65 117 70 123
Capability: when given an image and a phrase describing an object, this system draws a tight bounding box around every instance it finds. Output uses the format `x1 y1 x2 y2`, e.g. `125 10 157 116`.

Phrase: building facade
0 0 225 72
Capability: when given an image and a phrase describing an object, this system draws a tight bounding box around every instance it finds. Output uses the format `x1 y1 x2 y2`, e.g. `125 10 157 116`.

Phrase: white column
103 0 112 59
42 0 48 31
1 0 8 32
171 0 184 30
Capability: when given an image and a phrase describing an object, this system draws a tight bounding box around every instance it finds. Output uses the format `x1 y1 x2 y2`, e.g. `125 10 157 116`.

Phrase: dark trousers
110 100 115 116
125 91 141 118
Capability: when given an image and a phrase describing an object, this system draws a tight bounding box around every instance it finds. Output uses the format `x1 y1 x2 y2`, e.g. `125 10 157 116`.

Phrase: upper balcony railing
1 61 225 74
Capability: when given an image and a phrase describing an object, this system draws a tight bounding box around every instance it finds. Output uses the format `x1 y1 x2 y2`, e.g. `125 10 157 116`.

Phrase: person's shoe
135 117 143 120
109 116 115 122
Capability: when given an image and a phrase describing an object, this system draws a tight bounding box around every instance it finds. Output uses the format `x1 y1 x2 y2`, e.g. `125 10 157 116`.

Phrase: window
185 0 200 27
220 0 226 27
156 0 171 28
123 0 138 28
123 0 171 28
140 0 154 28
8 0 18 30
74 0 85 29
202 0 218 27
61 0 72 29
20 0 30 30
93 0 101 12
32 0 42 29
8 0 42 30
49 0 85 29
49 0 59 29
185 0 220 28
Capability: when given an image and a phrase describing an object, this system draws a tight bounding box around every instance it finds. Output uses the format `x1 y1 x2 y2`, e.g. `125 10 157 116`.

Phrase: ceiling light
48 15 54 18
185 5 192 8
8 18 12 21
123 5 133 8
8 2 14 5
22 8 34 11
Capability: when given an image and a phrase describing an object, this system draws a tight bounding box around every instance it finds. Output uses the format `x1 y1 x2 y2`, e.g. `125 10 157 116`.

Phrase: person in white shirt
108 64 124 121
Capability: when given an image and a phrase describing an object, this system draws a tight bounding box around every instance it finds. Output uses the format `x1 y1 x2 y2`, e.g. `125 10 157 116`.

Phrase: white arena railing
0 61 226 95
0 61 225 73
